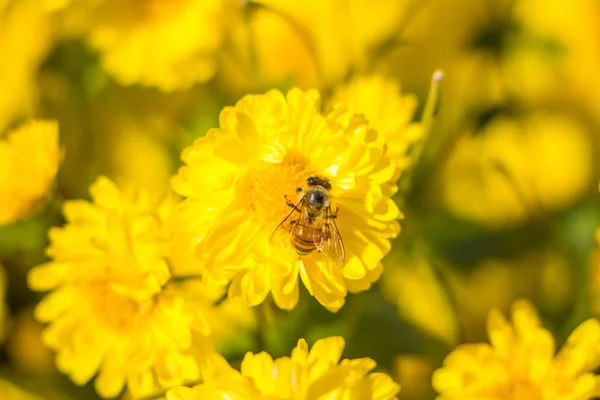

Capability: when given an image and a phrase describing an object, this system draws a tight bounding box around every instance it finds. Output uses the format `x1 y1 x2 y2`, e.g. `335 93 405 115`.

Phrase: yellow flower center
88 279 155 334
238 158 312 228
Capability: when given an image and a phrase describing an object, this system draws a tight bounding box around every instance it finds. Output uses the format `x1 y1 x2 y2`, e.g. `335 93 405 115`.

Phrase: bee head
306 187 330 210
306 176 332 190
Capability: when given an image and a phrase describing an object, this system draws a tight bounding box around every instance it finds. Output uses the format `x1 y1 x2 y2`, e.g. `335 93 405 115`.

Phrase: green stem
399 70 444 196
410 69 444 163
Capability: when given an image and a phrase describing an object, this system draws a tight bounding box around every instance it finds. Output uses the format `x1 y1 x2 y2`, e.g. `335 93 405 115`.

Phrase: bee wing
270 199 304 249
315 207 345 266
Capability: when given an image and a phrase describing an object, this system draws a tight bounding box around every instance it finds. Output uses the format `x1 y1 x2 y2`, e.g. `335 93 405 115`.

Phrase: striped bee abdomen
291 221 322 255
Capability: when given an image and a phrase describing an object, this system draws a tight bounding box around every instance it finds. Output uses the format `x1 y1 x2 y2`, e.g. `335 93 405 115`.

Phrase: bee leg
284 195 301 211
330 206 339 218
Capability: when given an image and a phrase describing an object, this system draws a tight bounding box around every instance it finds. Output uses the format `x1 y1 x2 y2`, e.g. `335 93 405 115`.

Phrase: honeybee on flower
271 175 345 266
172 88 402 311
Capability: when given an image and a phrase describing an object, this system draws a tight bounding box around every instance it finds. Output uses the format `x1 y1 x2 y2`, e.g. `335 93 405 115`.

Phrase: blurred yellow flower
167 336 400 400
28 177 249 398
0 120 61 225
250 0 411 87
511 0 600 112
6 309 55 377
172 88 401 311
0 0 54 131
381 0 499 112
441 112 593 227
433 300 600 400
443 251 570 343
0 378 42 400
89 85 190 198
217 5 321 95
330 75 421 169
393 355 436 400
381 253 458 346
60 0 240 91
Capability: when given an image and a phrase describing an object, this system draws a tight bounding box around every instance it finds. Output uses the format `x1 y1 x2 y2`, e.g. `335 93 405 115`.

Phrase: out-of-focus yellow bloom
172 88 401 311
330 75 421 169
441 113 593 227
250 0 411 88
0 0 54 131
443 251 567 342
394 355 436 400
6 310 55 377
385 0 502 114
0 120 61 225
167 336 400 400
0 378 42 400
89 85 190 198
27 177 250 398
107 127 174 199
511 0 600 113
433 300 600 400
57 0 241 91
218 6 320 94
381 254 458 346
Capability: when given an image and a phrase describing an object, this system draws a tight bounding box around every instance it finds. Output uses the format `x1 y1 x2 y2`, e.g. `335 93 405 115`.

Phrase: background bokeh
1 0 600 399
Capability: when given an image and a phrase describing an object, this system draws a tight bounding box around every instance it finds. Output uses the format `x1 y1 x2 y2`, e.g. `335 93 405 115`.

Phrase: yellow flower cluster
434 300 600 400
0 0 54 131
330 75 421 169
173 88 402 311
28 177 252 398
23 79 418 396
2 1 598 400
52 0 240 91
167 336 400 400
0 120 61 225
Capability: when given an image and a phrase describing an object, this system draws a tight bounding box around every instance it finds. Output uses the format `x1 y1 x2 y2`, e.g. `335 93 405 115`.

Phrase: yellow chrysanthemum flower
0 120 61 225
433 300 600 400
28 177 253 399
167 336 400 400
441 112 593 228
59 0 240 91
250 0 410 87
172 88 401 311
330 75 421 168
0 0 54 131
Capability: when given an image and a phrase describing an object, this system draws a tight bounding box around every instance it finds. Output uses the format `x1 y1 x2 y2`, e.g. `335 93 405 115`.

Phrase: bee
271 176 345 265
